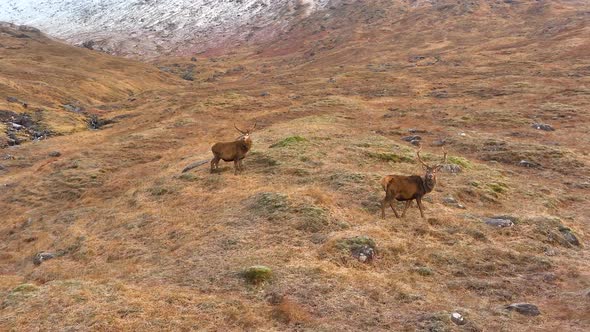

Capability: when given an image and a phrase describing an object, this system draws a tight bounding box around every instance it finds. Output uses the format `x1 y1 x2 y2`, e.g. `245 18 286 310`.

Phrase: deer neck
240 138 252 151
421 176 436 194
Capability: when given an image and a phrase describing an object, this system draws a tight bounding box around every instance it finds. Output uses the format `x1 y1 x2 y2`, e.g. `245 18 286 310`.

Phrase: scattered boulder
443 196 466 209
431 139 447 147
33 252 55 266
519 160 540 168
243 265 272 284
440 164 462 174
336 236 376 263
401 135 421 146
408 128 428 134
558 226 580 247
6 96 28 108
63 104 85 113
48 151 61 157
532 123 555 131
484 218 514 228
451 312 466 325
505 303 541 316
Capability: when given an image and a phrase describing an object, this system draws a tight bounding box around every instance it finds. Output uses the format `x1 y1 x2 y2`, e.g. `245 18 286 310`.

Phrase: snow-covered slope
0 0 339 57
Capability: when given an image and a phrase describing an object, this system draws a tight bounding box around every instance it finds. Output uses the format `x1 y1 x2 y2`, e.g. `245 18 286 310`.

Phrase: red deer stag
380 147 447 219
210 122 256 174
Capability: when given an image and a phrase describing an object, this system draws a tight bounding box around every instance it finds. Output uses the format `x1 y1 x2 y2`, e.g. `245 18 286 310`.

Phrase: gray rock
402 135 421 142
408 128 428 134
519 160 540 168
352 245 375 263
260 91 270 97
505 303 541 316
484 218 514 228
451 312 466 325
431 139 447 147
558 226 580 247
190 57 197 62
532 123 555 131
33 252 55 266
63 104 85 113
440 164 462 174
328 77 336 83
48 151 61 157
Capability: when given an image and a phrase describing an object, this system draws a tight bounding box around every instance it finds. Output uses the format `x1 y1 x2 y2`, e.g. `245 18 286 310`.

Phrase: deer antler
234 123 246 134
416 146 430 168
250 121 257 132
435 148 448 169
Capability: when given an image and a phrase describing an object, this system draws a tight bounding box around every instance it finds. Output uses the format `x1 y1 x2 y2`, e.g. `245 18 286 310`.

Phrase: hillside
0 22 178 147
1 0 590 331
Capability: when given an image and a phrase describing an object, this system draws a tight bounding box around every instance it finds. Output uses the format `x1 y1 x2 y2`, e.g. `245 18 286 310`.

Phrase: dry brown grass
1 1 590 331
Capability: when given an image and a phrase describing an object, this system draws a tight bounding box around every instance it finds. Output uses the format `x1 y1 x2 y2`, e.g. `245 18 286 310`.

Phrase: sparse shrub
179 173 199 181
414 266 434 276
447 156 472 168
11 284 38 294
486 182 508 194
181 70 194 81
295 204 329 232
366 151 413 163
149 186 173 196
334 236 376 257
252 192 289 220
271 136 307 148
243 265 272 284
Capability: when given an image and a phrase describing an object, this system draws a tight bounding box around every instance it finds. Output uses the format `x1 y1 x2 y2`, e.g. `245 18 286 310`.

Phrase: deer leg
389 201 400 218
416 197 425 219
210 156 220 173
233 160 239 175
239 159 244 172
401 200 411 217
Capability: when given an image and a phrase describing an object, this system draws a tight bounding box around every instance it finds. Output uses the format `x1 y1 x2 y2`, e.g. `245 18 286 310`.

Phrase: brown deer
210 122 256 174
381 147 447 219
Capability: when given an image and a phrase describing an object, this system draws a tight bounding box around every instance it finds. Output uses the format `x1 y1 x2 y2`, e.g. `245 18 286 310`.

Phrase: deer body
210 123 256 174
381 147 446 219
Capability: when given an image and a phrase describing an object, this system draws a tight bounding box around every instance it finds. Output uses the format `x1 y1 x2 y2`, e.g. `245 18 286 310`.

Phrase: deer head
234 122 257 140
416 146 448 182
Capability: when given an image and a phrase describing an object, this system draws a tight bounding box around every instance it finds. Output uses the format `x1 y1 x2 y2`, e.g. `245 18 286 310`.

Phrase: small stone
544 248 558 256
451 312 466 325
352 245 375 263
505 303 541 316
519 160 540 168
408 128 428 134
33 252 55 266
532 123 555 131
484 218 514 227
328 77 336 83
48 151 61 157
190 57 197 62
260 91 270 97
459 132 467 137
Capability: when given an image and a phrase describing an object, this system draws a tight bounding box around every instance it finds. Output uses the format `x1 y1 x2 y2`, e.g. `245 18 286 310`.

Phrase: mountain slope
0 22 178 146
1 1 590 331
0 0 342 57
